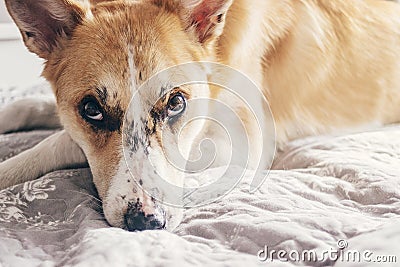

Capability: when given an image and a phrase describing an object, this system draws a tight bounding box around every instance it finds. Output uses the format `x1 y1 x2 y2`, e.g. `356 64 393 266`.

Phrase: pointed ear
5 0 85 59
180 0 233 46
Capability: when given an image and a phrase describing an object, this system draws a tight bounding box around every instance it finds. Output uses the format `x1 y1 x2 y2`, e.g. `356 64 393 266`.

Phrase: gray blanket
0 131 109 266
0 84 399 267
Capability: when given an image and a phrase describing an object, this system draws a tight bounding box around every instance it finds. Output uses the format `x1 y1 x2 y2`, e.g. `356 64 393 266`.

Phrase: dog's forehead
85 3 171 77
51 3 172 106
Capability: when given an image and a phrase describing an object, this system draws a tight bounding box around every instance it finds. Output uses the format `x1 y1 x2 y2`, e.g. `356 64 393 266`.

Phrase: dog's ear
179 0 233 47
5 0 85 59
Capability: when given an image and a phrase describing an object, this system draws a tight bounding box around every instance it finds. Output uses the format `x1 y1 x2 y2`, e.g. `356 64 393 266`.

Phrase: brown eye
83 101 103 121
167 93 186 117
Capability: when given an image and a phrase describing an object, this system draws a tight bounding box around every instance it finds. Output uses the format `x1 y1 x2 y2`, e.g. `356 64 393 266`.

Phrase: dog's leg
0 98 61 134
0 130 87 190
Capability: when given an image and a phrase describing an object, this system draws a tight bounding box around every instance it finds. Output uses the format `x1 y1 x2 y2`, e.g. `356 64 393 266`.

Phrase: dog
1 0 399 231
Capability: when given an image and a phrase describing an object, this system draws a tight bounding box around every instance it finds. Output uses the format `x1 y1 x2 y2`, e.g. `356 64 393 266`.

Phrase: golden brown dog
0 0 399 231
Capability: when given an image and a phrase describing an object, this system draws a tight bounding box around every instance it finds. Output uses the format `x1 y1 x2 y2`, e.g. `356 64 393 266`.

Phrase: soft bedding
0 83 399 267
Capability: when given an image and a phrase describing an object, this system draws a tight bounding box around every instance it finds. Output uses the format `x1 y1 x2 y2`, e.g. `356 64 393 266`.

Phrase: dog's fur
1 0 399 230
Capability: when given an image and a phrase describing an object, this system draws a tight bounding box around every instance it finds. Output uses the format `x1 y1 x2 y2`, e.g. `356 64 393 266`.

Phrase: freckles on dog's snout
124 198 166 231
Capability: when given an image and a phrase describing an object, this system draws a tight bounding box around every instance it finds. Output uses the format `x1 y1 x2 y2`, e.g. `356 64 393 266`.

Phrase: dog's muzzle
124 199 166 231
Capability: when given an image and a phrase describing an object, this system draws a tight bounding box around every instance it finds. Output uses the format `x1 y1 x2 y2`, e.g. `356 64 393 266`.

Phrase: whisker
67 189 103 203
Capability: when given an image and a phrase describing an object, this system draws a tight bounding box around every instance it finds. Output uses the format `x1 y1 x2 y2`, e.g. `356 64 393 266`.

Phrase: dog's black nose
124 200 166 231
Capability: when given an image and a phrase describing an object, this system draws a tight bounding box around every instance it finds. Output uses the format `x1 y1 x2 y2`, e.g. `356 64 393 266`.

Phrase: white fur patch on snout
103 161 154 227
103 158 183 231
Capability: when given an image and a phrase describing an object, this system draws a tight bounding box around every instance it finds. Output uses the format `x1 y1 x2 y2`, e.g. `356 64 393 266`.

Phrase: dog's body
1 0 399 231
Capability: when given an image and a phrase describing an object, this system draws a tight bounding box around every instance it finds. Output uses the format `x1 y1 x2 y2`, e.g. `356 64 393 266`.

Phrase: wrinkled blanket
0 83 399 267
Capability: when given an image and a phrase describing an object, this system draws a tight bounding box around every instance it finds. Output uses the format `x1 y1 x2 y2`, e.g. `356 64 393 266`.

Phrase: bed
0 83 399 267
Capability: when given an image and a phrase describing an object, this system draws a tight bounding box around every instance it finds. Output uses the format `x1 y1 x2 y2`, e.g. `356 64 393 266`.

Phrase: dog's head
6 0 234 230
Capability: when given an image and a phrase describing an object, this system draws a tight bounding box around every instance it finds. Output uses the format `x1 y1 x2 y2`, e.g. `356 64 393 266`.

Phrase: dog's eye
167 93 186 117
83 101 104 121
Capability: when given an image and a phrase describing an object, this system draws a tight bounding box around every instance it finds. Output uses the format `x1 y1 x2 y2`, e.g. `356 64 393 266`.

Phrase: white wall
0 2 45 87
0 0 11 23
